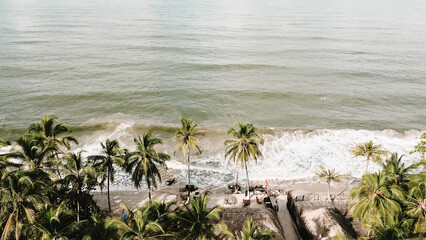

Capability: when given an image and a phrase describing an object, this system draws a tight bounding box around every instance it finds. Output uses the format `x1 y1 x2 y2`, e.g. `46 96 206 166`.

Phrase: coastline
92 180 356 214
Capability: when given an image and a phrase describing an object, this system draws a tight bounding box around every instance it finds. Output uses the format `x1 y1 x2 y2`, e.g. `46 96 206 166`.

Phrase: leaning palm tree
351 140 389 173
177 193 232 239
126 133 170 202
0 170 49 240
61 151 96 222
225 123 264 197
28 115 78 178
88 139 124 212
349 172 403 223
171 117 202 187
315 166 349 202
238 217 276 240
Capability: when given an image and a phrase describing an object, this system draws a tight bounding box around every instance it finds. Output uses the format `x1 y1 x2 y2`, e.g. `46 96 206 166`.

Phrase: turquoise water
0 0 425 188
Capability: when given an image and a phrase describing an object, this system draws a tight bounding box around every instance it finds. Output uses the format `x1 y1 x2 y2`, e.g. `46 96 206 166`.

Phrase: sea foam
70 124 423 190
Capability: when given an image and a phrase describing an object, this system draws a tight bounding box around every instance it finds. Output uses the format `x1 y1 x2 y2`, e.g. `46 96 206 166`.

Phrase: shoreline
92 180 356 214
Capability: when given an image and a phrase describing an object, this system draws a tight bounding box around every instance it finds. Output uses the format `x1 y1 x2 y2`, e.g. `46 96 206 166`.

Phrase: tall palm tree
225 123 264 197
126 133 170 202
349 172 403 223
88 139 124 212
110 205 173 240
170 117 202 189
61 151 95 222
177 193 232 240
315 166 349 202
0 170 49 240
238 217 276 240
28 115 78 178
351 140 389 173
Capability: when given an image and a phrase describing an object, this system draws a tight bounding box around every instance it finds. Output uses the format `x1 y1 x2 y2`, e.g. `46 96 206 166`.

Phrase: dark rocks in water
165 178 175 186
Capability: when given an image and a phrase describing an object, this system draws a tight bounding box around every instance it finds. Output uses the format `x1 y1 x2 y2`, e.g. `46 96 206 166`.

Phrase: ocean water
0 0 425 189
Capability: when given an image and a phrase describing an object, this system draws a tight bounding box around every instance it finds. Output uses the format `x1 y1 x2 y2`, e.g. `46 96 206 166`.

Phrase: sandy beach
92 180 356 214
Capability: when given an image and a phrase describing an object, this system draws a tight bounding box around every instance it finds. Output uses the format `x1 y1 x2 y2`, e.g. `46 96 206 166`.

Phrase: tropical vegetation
1 115 424 239
349 153 425 239
0 116 278 240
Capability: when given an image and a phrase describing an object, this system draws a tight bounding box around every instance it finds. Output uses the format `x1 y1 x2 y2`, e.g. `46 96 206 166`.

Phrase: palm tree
0 170 49 240
366 214 412 240
405 176 426 236
225 123 264 197
82 215 119 240
315 166 349 202
381 153 416 187
4 135 55 170
238 217 276 240
177 193 232 239
143 201 177 233
0 156 21 179
410 133 426 161
61 151 96 222
170 117 202 189
349 172 403 223
88 139 124 212
26 205 79 240
110 205 173 240
28 115 78 178
351 140 389 173
28 115 78 150
126 133 170 202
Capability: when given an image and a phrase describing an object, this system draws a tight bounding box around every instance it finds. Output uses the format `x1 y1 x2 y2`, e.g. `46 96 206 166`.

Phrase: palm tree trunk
187 148 191 201
54 152 62 180
148 181 152 202
365 156 370 173
76 189 80 222
107 170 111 212
245 163 250 198
187 148 191 185
327 181 331 202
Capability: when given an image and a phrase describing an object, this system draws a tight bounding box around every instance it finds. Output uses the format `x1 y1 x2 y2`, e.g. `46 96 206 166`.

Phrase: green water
0 0 425 187
0 0 425 132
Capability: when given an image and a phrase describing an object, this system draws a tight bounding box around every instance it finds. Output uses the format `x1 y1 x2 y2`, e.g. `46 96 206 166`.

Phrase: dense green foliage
349 152 425 239
0 116 277 240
